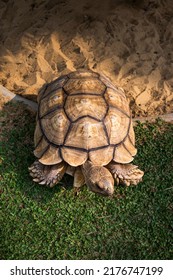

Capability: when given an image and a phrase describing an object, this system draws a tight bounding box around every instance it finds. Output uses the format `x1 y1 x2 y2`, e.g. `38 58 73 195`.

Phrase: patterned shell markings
34 70 137 167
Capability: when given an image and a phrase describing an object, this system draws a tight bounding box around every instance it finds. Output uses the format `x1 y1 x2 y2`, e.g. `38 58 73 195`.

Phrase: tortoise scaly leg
29 160 67 187
73 167 85 195
107 162 144 187
66 166 85 194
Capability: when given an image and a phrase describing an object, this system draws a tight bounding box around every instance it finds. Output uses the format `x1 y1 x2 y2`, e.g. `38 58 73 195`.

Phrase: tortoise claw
108 163 144 187
29 160 67 187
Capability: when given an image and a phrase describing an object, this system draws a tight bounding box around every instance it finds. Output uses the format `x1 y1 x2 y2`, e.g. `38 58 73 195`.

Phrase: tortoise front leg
66 166 85 194
73 167 85 194
107 162 144 187
29 160 67 187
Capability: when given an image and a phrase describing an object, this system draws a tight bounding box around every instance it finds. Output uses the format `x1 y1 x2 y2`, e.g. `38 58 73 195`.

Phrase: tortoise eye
95 184 104 192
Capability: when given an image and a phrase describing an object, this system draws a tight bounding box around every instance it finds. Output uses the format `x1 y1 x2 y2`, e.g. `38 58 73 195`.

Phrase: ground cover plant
0 102 173 260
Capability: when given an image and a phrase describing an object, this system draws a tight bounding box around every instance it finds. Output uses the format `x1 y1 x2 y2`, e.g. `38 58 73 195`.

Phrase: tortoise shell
34 70 137 167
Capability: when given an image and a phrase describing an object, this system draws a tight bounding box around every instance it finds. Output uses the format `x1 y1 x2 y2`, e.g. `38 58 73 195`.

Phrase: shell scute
39 145 62 165
38 75 68 101
40 110 70 146
104 87 130 116
114 143 134 163
39 88 65 118
65 94 107 122
34 137 49 158
64 117 109 151
34 122 42 147
89 146 114 166
68 70 99 79
61 147 87 166
104 107 130 145
63 78 106 95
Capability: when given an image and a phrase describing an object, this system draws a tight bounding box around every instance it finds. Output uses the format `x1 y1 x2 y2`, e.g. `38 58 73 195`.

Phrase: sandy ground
0 0 173 117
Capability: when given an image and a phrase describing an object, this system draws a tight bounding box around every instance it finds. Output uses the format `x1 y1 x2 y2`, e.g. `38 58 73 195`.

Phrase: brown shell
34 70 137 167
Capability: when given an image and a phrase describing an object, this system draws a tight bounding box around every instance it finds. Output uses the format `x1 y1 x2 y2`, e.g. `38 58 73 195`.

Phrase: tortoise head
82 161 114 196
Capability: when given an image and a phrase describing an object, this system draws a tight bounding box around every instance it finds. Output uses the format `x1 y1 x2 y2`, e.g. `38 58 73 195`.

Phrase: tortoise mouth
95 190 114 197
94 183 114 196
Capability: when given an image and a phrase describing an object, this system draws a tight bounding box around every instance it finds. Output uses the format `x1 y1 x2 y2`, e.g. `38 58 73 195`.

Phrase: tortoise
29 70 144 196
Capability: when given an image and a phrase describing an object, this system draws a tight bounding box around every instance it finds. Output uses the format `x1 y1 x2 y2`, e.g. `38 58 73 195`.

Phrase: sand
0 0 173 117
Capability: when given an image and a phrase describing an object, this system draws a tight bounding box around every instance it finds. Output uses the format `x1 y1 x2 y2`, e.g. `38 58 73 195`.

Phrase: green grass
0 102 173 260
